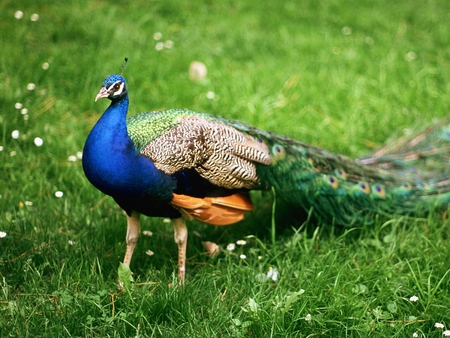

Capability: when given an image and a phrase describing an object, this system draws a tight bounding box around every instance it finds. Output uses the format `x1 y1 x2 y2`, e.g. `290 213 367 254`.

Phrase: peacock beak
95 87 110 102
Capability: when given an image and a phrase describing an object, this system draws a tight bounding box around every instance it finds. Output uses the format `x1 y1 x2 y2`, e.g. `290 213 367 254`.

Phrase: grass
1 0 450 336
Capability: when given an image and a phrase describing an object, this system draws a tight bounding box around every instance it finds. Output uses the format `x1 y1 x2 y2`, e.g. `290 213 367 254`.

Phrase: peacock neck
97 97 130 146
82 94 176 206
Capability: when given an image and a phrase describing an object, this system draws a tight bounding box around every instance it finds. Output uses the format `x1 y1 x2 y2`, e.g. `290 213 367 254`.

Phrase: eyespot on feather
326 175 339 189
335 169 347 180
417 182 430 190
392 182 413 196
372 184 386 198
271 144 286 158
402 183 412 190
254 136 264 144
357 181 371 194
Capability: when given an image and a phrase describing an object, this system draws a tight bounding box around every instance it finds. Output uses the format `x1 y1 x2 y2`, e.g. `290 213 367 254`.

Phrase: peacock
82 73 450 284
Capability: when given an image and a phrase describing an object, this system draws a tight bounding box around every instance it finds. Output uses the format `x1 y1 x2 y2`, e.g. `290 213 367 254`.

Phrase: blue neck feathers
82 95 175 202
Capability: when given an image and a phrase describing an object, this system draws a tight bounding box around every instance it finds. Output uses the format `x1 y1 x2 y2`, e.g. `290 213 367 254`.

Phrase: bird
82 73 450 284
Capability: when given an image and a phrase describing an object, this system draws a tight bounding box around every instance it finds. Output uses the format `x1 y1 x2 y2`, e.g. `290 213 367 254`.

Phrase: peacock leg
123 210 141 267
172 217 188 285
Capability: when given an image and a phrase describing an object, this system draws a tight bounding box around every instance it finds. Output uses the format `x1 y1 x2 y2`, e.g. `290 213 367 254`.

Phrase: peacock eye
113 83 122 90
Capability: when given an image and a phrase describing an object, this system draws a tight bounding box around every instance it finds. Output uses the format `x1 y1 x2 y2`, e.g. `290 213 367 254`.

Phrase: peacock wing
133 113 271 190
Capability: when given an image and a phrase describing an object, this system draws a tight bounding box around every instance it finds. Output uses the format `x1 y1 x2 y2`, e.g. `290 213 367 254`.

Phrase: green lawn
1 0 450 336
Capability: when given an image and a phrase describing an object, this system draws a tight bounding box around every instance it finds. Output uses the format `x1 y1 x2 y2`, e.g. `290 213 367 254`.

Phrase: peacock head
95 74 127 102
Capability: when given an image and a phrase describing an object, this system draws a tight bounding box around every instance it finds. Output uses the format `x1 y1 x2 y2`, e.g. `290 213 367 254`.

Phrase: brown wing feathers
140 117 271 190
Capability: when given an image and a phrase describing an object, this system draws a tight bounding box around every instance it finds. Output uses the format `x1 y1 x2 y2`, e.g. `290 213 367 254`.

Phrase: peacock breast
82 124 175 201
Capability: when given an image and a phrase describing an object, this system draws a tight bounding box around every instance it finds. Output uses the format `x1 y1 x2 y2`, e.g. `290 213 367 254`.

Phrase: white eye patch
107 81 125 96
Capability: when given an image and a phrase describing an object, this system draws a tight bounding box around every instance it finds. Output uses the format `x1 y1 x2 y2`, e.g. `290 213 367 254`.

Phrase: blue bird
83 74 450 284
